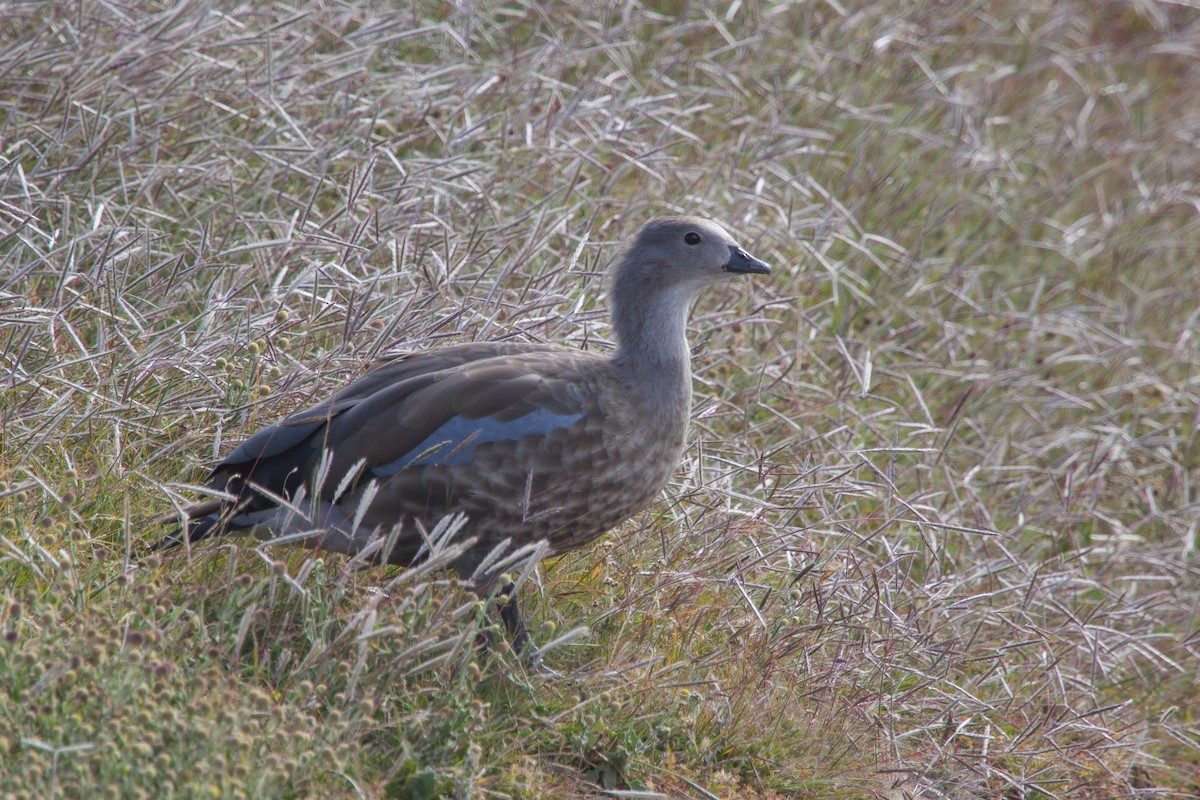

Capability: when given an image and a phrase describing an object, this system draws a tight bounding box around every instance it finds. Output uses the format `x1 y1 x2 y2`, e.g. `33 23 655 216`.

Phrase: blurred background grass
2 1 1199 797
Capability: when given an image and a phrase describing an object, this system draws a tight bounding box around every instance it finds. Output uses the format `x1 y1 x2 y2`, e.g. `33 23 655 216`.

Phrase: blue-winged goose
159 217 770 652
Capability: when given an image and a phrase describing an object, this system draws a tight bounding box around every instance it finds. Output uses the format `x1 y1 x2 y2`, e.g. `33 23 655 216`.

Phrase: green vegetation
3 0 1198 797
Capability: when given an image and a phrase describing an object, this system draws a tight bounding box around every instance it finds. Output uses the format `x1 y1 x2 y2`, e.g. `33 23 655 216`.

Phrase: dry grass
3 0 1200 797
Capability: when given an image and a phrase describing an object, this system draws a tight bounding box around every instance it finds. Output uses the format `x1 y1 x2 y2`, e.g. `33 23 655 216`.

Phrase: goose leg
470 577 523 648
497 581 530 655
470 580 552 673
498 583 556 674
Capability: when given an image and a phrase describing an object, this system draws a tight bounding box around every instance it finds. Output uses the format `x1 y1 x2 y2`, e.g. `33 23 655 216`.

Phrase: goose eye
684 232 701 245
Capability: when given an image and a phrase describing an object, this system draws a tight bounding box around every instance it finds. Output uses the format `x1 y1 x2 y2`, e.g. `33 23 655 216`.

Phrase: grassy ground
3 0 1200 797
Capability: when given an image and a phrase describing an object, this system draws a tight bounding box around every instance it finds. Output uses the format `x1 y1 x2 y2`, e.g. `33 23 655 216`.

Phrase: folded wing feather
192 343 602 543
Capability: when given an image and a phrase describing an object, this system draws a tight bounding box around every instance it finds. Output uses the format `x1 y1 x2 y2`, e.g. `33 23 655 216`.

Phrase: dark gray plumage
158 216 770 652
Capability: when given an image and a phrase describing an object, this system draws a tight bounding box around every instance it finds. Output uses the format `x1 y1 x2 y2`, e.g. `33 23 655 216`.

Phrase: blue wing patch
372 408 585 476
